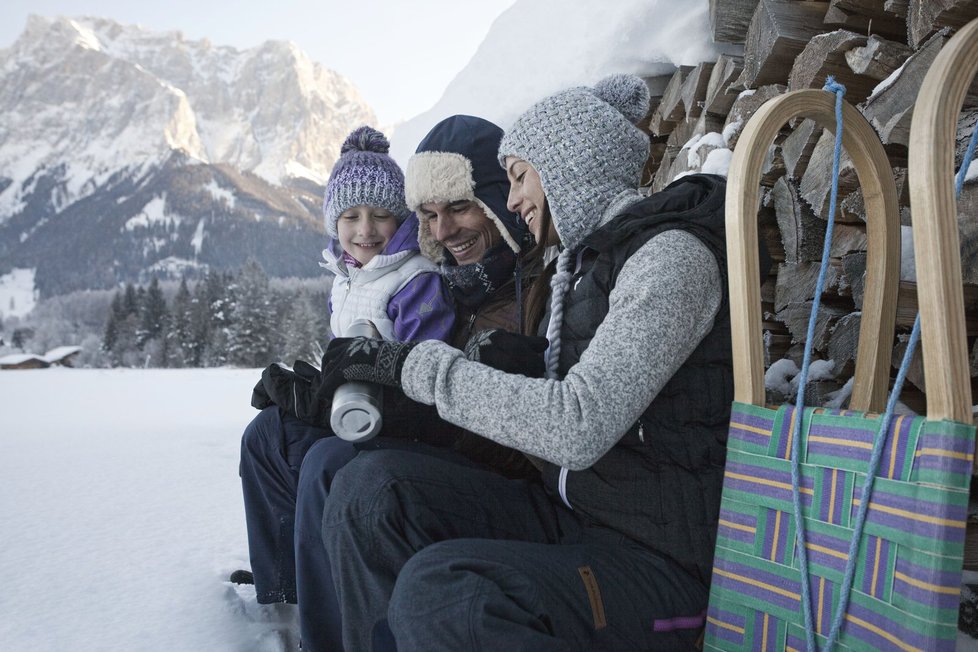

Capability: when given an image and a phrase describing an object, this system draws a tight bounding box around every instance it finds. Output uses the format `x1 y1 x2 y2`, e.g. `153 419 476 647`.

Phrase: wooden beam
799 128 864 222
647 66 694 136
858 29 951 148
710 0 761 44
681 62 716 119
788 29 876 104
823 0 909 41
908 0 978 48
845 35 914 82
704 54 744 118
734 0 831 90
723 84 788 150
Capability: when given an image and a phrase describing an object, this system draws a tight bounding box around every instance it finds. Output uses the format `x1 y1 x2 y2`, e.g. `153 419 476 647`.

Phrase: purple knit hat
323 126 409 238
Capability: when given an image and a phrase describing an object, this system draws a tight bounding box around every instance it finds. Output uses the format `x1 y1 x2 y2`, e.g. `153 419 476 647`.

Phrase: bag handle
907 17 978 427
726 89 900 412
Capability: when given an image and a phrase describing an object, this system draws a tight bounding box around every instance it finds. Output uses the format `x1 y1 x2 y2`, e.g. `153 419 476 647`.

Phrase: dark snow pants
300 438 483 651
322 449 708 652
239 407 356 651
241 406 477 652
240 406 329 604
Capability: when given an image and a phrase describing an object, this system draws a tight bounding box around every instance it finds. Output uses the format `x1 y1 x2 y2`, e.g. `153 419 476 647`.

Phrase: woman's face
505 157 559 247
336 205 399 266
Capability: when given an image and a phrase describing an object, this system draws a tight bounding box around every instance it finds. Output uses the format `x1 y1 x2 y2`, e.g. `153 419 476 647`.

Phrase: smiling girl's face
337 205 399 266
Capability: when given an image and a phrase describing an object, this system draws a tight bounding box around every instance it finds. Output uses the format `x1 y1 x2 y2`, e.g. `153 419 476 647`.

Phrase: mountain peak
0 16 379 297
0 16 376 197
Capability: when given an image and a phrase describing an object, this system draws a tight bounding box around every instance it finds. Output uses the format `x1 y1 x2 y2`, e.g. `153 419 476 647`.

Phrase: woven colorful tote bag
704 25 978 651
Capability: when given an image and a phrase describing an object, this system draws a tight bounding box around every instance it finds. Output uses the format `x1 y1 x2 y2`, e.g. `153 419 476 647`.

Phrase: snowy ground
0 367 300 651
2 367 977 650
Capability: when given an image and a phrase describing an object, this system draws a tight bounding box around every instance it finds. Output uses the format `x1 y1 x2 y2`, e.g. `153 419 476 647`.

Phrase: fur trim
407 151 521 262
406 152 475 210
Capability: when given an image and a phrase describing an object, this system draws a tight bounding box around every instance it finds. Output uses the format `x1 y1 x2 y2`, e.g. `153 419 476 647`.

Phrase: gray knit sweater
401 228 723 471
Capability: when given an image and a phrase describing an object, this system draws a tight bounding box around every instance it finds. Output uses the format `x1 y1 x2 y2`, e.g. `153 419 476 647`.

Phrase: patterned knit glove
464 329 549 378
320 336 416 393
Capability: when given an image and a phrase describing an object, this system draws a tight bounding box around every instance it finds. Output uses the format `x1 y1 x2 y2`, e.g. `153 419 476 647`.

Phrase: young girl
234 125 453 626
319 125 454 342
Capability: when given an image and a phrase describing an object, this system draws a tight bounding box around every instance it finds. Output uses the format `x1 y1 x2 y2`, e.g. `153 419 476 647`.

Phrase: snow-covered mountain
0 16 377 298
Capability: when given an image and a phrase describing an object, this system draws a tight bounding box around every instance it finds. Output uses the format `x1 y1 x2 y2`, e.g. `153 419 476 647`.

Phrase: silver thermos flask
330 319 384 442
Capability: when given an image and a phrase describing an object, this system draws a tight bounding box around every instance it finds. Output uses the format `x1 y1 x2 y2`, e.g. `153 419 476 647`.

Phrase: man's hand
464 329 549 378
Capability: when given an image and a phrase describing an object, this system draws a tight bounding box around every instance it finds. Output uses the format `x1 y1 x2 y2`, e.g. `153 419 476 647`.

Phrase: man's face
418 200 501 265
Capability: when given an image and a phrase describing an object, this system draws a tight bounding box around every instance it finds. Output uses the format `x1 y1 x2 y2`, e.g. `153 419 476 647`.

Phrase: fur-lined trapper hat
406 115 530 263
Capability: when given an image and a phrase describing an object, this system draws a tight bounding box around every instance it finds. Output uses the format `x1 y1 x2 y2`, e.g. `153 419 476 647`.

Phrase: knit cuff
401 339 460 405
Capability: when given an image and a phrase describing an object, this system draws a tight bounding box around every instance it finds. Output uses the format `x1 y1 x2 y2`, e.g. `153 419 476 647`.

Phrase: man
235 114 542 651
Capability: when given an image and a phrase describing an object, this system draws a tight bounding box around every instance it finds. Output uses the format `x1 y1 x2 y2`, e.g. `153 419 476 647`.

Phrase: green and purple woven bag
703 30 978 650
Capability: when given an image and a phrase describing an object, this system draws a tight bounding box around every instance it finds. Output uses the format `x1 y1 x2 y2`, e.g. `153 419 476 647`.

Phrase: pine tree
105 286 141 366
122 283 139 318
166 277 194 367
189 275 212 367
201 270 235 367
138 277 168 350
102 291 124 355
227 260 273 367
281 291 326 364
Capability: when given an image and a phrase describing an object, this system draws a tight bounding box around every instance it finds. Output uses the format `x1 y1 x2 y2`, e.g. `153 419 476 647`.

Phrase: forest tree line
0 260 333 369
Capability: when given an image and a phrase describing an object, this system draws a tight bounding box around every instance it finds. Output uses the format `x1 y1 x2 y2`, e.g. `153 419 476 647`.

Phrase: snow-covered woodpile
640 0 978 412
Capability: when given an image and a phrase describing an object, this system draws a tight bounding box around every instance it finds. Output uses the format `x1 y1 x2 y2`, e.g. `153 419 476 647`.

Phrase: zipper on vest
638 423 644 442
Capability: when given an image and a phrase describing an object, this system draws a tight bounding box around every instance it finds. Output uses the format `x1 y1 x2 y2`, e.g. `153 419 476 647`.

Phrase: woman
319 74 732 650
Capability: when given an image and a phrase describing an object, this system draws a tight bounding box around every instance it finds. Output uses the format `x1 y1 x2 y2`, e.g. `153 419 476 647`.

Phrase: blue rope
790 77 846 652
791 77 978 651
956 118 978 197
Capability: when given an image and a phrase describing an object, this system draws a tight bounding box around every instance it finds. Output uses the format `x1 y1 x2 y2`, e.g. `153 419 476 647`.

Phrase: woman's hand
320 336 417 391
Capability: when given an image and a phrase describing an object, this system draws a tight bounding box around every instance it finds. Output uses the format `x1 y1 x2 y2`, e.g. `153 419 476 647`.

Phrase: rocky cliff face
0 16 377 297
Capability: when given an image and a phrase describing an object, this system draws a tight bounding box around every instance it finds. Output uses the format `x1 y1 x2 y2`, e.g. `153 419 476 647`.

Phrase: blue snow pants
239 407 355 651
240 406 476 651
322 449 709 651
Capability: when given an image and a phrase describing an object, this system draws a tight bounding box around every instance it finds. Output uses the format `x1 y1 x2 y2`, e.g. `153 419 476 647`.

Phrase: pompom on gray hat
323 126 409 239
498 73 651 251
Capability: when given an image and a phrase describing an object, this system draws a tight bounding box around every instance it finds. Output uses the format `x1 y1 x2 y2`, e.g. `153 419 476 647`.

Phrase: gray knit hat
498 74 651 251
323 126 409 239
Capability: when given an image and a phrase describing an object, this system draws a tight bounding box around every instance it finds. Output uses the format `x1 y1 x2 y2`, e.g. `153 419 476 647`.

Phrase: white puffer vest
323 248 438 341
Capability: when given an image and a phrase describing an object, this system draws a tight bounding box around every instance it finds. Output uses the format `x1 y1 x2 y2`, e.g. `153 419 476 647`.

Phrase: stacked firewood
640 0 978 412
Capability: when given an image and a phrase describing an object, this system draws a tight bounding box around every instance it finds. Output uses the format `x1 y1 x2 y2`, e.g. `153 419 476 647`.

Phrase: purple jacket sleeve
387 272 456 343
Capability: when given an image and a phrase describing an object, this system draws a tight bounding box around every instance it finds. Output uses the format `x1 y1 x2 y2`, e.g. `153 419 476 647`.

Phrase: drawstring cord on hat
514 257 523 333
544 247 576 379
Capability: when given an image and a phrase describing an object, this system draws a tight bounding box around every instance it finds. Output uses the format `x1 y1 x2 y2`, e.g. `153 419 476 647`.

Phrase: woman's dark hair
520 204 556 335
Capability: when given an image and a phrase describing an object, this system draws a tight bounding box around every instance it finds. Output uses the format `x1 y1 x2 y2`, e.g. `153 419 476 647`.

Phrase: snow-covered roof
0 353 49 366
43 346 83 362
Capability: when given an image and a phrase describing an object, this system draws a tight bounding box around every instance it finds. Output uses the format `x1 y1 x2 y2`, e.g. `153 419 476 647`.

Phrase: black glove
463 329 549 378
250 360 333 427
320 336 416 394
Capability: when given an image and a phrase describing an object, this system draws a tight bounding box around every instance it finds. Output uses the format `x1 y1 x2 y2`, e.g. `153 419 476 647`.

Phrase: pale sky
0 0 518 126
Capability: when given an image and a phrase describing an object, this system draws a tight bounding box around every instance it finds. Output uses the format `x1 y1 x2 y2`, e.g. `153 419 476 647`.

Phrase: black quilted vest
539 174 732 586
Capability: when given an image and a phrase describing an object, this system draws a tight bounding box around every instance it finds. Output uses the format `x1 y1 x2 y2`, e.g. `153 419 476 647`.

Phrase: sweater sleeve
401 230 722 470
387 272 457 343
